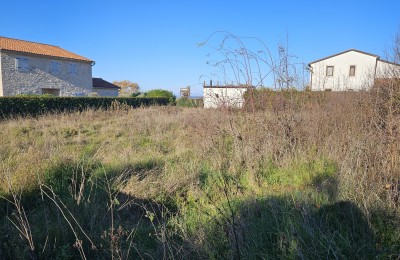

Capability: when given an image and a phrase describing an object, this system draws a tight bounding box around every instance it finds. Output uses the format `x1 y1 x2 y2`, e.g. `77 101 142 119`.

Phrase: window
51 61 60 74
326 66 334 76
41 88 60 96
349 65 356 76
16 57 29 71
69 63 77 75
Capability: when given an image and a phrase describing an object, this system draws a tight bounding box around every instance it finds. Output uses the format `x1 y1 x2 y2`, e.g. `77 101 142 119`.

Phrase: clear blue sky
1 0 399 96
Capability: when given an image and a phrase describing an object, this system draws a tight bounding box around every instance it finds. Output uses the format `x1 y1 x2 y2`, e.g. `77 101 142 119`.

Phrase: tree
112 80 140 97
143 89 176 104
198 31 305 89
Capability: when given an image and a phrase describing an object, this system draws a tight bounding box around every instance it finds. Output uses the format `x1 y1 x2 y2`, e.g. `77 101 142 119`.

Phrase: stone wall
0 53 3 96
0 51 93 96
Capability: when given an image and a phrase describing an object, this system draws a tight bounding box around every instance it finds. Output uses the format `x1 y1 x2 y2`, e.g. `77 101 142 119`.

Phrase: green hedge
0 96 170 118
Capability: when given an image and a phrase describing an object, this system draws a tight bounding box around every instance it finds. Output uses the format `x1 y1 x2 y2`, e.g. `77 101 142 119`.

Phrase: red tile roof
0 36 93 62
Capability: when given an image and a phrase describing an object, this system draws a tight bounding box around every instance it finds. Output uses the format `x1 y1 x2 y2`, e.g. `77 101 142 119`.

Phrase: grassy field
0 91 399 259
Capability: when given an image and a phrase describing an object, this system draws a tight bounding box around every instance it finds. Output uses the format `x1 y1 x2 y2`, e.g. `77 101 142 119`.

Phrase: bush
0 96 170 118
143 89 176 104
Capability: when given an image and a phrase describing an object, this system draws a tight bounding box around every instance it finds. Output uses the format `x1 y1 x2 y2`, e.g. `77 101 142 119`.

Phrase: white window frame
16 57 29 72
51 61 60 74
69 63 77 75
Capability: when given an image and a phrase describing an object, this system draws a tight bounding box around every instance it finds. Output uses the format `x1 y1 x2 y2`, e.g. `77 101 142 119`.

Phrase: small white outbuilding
308 49 400 91
203 81 251 108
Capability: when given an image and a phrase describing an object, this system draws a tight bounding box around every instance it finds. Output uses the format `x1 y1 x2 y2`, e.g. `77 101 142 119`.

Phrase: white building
203 81 251 108
308 49 400 91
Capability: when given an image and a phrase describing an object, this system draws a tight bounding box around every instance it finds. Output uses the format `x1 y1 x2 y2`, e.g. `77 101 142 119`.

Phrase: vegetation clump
0 96 170 119
141 89 176 104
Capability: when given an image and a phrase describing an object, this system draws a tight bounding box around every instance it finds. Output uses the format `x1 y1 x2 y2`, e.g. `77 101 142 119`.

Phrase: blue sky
1 0 399 96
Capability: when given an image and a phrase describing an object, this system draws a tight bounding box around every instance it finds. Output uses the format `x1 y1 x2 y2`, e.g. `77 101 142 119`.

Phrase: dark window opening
326 66 334 76
41 88 60 96
349 65 356 76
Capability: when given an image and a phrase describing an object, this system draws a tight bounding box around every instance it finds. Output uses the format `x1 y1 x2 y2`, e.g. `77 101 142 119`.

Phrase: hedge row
0 96 170 118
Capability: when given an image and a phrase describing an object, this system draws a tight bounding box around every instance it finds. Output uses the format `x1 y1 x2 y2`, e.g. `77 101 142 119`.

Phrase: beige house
0 36 94 96
308 49 400 91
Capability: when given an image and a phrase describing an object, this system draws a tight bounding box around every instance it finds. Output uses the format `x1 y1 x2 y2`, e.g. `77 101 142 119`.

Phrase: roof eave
377 58 400 67
308 49 380 65
0 48 93 63
203 85 255 89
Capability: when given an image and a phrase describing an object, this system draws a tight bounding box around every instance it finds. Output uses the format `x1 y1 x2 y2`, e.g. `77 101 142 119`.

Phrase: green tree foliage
143 89 176 104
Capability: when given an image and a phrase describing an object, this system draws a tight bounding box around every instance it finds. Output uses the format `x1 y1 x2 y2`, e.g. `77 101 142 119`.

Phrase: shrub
0 96 170 118
143 89 176 104
176 97 203 107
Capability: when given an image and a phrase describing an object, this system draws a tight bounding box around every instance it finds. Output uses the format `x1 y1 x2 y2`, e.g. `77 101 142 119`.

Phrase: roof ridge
308 49 380 65
0 36 59 48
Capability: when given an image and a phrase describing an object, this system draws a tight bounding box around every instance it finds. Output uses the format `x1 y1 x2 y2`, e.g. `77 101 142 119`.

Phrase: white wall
203 87 248 108
310 50 377 91
376 60 400 78
93 88 119 97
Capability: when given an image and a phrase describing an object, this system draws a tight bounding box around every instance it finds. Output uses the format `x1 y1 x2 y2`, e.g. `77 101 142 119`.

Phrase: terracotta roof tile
0 36 93 62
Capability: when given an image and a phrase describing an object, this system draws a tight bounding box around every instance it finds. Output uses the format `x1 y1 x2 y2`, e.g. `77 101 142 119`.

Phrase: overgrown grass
0 91 399 259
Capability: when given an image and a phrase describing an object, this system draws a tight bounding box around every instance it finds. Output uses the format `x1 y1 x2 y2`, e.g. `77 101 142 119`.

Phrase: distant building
92 78 120 97
308 49 400 91
0 36 94 96
180 86 190 97
203 81 252 108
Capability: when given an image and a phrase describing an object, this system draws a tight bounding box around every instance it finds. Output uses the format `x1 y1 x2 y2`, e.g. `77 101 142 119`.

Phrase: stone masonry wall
0 51 93 96
0 53 3 96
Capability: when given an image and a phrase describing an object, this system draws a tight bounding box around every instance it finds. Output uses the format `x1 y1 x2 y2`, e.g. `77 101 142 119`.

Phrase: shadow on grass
1 161 399 259
194 173 395 259
198 197 377 259
0 160 173 259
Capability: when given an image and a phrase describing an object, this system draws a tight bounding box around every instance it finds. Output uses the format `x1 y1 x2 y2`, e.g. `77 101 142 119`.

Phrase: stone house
92 78 120 97
0 36 94 96
308 49 400 91
203 81 252 108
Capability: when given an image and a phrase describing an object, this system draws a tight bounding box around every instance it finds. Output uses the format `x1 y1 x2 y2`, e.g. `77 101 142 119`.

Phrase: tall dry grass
0 88 399 258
